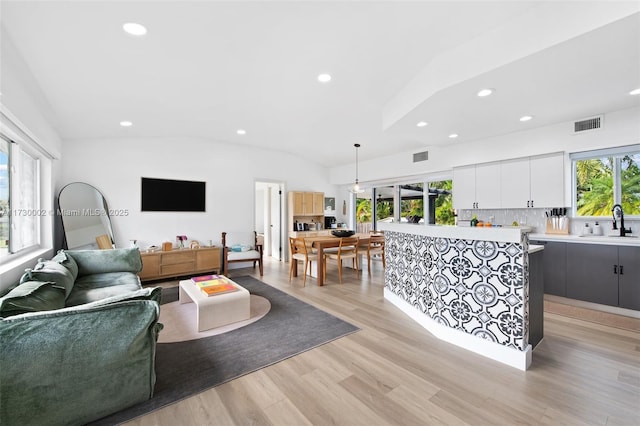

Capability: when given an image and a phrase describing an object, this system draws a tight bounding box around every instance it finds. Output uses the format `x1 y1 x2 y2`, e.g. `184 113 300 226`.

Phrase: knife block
545 217 569 235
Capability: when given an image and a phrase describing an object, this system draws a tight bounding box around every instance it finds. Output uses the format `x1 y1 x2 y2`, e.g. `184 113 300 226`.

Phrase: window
400 183 423 224
353 179 455 231
0 134 41 259
573 146 640 217
375 186 394 227
0 139 9 257
429 180 454 225
353 186 394 233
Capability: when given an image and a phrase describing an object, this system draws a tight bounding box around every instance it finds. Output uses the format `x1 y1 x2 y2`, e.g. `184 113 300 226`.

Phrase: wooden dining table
291 232 372 286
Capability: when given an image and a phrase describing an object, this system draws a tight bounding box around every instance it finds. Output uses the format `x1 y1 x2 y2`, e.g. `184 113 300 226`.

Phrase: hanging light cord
354 143 360 185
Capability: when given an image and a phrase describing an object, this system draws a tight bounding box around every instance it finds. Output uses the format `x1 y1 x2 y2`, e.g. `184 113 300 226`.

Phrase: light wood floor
131 258 640 426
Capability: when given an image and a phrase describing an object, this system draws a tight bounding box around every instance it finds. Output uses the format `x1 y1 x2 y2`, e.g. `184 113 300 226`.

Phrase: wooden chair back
368 234 385 252
338 236 359 257
291 237 312 257
365 234 385 275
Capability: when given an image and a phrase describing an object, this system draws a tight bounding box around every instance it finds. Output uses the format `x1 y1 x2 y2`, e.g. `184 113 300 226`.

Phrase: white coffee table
178 276 250 332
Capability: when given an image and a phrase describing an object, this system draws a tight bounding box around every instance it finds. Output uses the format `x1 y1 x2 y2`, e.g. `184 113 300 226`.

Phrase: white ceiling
1 1 639 167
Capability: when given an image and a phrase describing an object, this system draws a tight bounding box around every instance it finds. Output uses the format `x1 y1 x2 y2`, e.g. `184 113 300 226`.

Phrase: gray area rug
90 276 359 425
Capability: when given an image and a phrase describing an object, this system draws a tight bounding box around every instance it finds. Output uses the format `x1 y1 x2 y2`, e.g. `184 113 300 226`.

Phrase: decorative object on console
176 235 187 248
189 240 200 249
162 242 173 251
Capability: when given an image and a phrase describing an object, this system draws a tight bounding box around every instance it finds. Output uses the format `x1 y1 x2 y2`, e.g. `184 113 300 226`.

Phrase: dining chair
289 237 317 287
364 234 385 275
323 236 359 284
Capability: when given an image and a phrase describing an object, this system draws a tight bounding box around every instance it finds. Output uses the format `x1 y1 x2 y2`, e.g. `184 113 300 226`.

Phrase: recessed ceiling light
630 88 640 95
123 22 147 36
120 121 133 127
519 115 533 122
416 121 428 127
448 133 459 139
317 74 332 83
236 129 246 135
477 88 494 97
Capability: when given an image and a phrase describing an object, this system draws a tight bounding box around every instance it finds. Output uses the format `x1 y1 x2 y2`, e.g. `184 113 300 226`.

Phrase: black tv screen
141 177 206 212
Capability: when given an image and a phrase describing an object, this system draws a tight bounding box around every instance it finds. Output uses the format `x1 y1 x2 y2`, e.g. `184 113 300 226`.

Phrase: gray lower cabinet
530 240 566 297
566 244 619 306
531 239 639 310
618 246 640 310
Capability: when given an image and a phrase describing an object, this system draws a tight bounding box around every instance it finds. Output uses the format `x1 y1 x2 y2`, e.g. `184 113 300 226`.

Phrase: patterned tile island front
378 223 542 370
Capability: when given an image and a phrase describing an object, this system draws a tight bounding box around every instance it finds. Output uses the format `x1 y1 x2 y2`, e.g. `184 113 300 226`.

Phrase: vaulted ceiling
1 1 639 167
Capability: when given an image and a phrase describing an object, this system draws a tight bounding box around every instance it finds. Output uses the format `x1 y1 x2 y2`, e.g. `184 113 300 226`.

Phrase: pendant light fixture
350 143 364 194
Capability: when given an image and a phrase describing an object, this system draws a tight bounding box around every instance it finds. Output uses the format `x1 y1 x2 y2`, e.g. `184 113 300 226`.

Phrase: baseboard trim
544 295 640 319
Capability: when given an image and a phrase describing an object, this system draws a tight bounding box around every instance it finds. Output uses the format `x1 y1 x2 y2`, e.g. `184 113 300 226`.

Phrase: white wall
0 28 62 158
330 106 640 186
0 29 62 290
60 137 338 250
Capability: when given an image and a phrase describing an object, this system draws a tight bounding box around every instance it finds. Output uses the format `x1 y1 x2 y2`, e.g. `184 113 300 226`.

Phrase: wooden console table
139 246 221 282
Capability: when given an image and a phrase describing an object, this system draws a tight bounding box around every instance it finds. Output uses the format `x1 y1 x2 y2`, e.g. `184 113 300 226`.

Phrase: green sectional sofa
0 248 163 426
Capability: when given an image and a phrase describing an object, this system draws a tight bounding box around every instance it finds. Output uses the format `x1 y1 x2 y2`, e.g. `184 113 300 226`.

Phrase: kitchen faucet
611 204 632 237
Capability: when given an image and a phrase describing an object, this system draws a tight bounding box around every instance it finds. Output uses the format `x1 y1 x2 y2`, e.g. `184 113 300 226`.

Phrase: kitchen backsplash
457 208 639 236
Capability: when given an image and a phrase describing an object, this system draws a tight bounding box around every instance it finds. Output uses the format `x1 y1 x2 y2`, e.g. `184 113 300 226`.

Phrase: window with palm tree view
574 149 640 217
355 181 454 233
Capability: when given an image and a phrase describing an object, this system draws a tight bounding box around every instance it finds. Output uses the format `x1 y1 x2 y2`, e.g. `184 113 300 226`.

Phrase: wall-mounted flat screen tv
141 177 206 212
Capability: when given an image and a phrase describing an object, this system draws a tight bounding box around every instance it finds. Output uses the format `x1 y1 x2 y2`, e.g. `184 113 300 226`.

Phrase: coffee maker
324 216 337 229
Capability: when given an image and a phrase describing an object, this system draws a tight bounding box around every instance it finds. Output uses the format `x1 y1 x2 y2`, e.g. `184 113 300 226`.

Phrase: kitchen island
378 223 542 370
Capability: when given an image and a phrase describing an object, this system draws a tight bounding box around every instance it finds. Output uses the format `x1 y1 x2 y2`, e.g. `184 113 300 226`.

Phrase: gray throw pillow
0 281 65 318
51 250 79 281
20 260 75 298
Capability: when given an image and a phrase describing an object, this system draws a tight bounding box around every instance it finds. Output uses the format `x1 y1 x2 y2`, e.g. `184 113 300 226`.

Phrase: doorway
255 181 284 261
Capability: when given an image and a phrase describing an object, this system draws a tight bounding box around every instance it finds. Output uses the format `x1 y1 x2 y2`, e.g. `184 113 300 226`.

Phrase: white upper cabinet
454 153 565 210
500 153 565 208
453 162 501 209
475 162 501 209
530 153 565 208
453 165 476 209
501 157 532 208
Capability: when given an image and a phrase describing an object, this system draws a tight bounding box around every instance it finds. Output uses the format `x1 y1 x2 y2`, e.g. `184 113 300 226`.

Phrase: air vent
413 151 428 162
573 115 603 134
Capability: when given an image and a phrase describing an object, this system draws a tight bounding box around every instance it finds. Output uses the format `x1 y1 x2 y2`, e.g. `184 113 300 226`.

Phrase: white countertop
529 233 640 247
529 244 544 254
379 223 526 243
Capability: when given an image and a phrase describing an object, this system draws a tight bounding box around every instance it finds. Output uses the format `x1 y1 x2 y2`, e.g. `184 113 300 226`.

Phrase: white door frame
254 180 285 262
